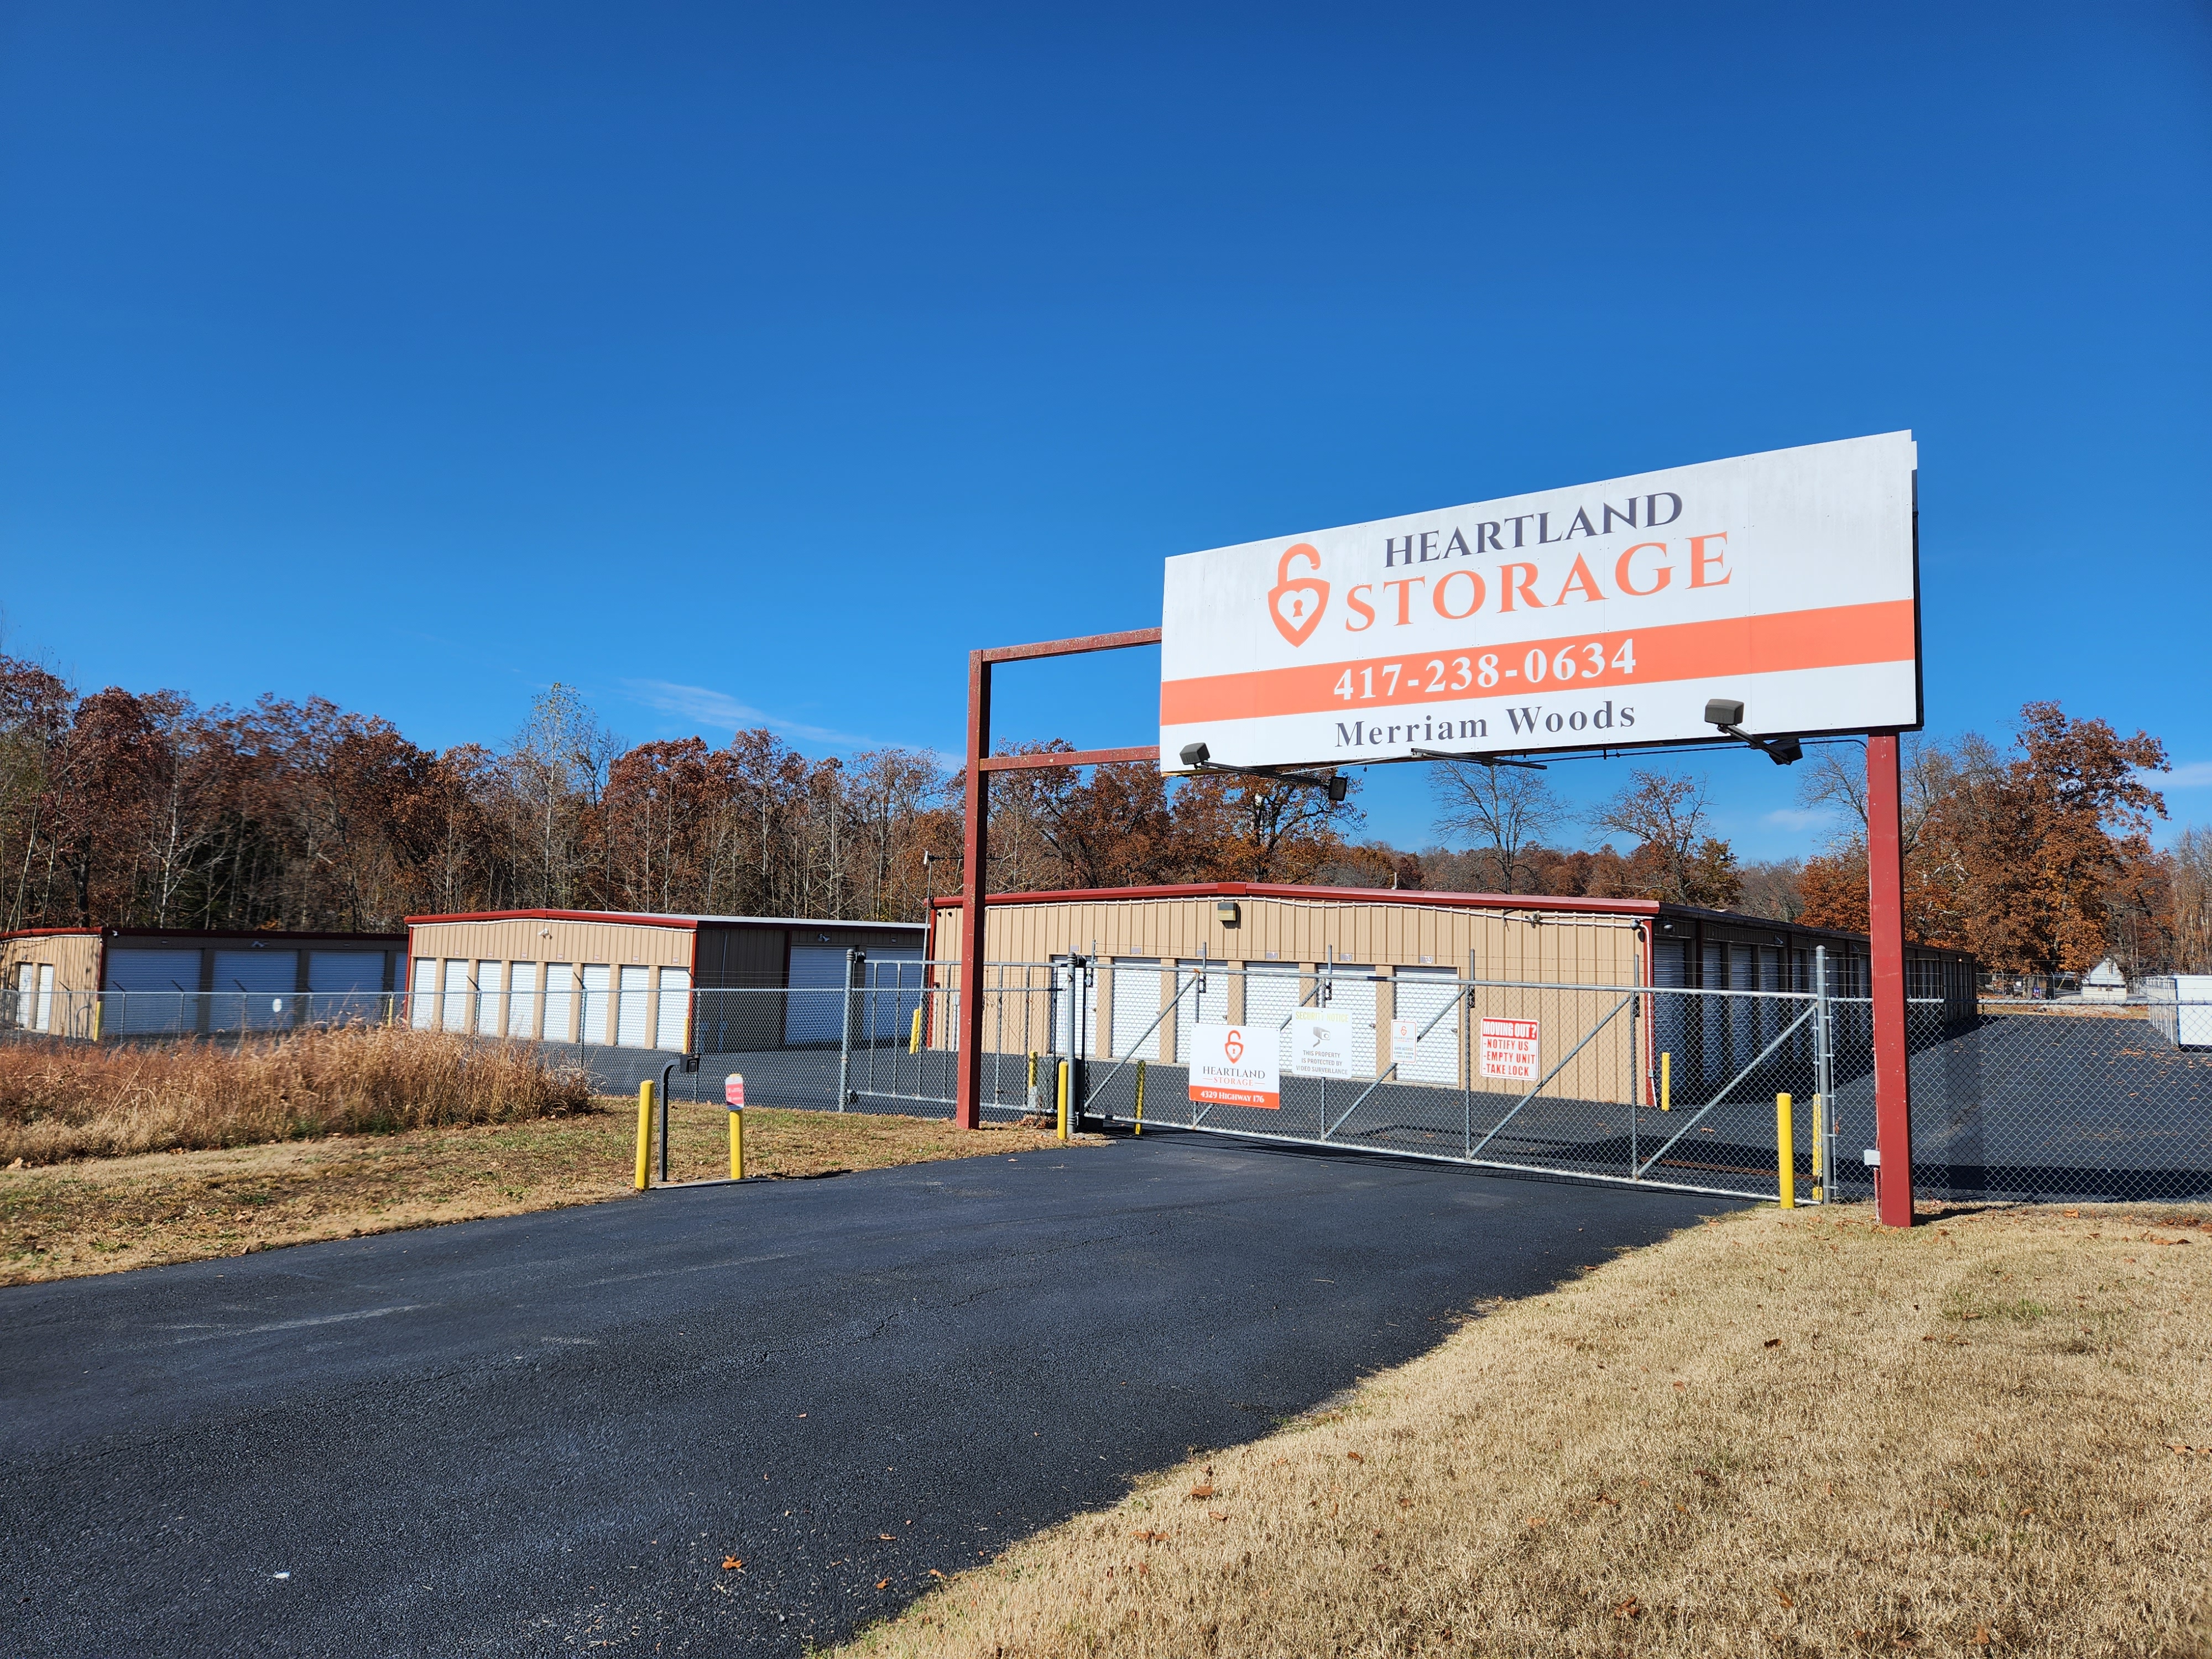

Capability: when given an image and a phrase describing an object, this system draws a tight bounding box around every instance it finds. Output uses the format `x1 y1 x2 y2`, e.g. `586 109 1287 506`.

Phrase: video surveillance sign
1159 432 1919 771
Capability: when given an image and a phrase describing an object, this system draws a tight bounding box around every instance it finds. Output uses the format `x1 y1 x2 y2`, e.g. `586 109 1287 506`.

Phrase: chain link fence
6 956 2207 1205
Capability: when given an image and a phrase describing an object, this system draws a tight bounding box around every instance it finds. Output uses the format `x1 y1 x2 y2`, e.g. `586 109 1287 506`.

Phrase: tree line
2 652 2199 975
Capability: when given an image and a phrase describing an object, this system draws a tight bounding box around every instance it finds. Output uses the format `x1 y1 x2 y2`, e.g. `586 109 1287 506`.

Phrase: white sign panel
1388 1016 1419 1066
1290 1007 1353 1078
1479 1018 1541 1082
1160 433 1918 770
1187 1024 1280 1109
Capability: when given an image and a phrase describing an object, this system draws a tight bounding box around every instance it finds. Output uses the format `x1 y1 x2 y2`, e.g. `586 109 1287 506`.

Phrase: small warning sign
1479 1018 1540 1082
724 1073 746 1109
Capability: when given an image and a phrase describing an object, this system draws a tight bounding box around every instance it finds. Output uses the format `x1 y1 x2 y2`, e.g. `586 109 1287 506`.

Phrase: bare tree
1589 769 1741 907
1431 762 1564 892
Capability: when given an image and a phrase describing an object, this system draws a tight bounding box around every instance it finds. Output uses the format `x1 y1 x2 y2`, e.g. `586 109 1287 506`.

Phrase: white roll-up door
1243 966 1302 1077
108 948 204 1035
442 959 473 1034
1321 967 1377 1078
656 967 690 1051
1392 968 1460 1086
581 964 612 1046
477 961 505 1036
508 961 540 1039
410 957 437 1029
615 966 650 1047
1173 959 1231 1064
214 949 298 1031
34 964 54 1033
1108 960 1161 1060
785 946 848 1045
12 963 32 1029
544 963 576 1042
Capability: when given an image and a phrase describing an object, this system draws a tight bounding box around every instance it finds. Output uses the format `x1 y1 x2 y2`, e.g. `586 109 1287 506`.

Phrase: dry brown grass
841 1203 2212 1658
0 1025 593 1164
0 1102 1096 1284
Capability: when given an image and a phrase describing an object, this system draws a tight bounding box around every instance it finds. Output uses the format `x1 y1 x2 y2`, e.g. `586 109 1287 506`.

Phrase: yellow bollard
1134 1059 1145 1136
1056 1057 1069 1142
1660 1050 1671 1112
1811 1092 1824 1203
909 1006 924 1055
91 999 102 1042
731 1107 744 1181
1777 1092 1795 1209
635 1081 655 1192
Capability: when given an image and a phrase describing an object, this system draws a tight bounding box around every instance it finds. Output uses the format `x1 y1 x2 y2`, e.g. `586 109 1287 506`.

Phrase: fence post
837 948 860 1113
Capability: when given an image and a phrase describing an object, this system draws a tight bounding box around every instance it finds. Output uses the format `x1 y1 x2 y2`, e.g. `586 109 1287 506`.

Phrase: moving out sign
1479 1018 1541 1082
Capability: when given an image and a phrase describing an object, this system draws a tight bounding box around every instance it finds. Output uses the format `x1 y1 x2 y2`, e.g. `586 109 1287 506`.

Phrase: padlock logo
1266 544 1328 647
1224 1029 1245 1063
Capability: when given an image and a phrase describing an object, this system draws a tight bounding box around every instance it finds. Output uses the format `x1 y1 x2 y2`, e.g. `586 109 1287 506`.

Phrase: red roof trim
1 926 403 944
924 881 1662 917
405 909 701 931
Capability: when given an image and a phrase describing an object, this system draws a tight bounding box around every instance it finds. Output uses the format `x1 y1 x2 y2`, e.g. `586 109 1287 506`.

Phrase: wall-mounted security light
1704 698 1803 766
1216 900 1240 927
1177 738 1348 802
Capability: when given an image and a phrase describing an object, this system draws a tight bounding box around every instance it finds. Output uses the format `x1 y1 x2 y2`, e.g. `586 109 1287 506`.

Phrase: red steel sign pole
1867 732 1914 1225
954 629 1161 1130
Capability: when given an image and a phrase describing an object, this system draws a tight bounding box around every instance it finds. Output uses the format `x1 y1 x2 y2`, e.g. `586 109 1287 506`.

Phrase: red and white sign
1160 432 1919 771
724 1073 746 1109
1479 1018 1541 1082
1187 1024 1280 1109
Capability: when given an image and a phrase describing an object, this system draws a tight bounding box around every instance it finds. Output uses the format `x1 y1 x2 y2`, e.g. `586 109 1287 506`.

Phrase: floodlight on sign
1159 432 1919 771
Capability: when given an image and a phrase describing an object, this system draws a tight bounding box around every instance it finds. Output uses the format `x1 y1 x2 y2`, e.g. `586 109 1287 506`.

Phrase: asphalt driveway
0 1130 1735 1656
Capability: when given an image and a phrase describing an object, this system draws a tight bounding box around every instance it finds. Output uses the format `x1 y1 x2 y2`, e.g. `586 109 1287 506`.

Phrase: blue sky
3 1 2208 859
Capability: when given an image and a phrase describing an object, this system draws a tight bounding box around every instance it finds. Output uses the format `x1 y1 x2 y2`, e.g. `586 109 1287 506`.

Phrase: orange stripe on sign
1159 600 1914 725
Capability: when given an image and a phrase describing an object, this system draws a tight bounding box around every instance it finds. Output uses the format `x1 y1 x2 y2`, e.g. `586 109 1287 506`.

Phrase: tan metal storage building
926 881 1976 1104
403 910 927 1053
0 926 405 1039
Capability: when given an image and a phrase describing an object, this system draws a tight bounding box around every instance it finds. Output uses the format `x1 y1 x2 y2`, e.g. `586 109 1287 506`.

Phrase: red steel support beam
976 746 1156 773
954 628 1162 1131
1867 732 1914 1226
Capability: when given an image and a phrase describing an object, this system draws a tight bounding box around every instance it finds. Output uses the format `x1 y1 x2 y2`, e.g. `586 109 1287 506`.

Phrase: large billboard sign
1160 433 1918 771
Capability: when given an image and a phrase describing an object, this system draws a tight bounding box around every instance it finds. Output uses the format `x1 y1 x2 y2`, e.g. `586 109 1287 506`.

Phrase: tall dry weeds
0 1026 595 1165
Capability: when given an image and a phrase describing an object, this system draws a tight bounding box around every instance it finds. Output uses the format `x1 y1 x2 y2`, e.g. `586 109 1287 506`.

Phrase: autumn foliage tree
1795 703 2172 974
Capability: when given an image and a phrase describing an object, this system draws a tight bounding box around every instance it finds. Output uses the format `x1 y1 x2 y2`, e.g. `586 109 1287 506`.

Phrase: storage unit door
1107 961 1162 1061
12 963 31 1029
477 961 506 1037
213 949 299 1032
309 951 385 1023
656 968 690 1051
544 964 576 1043
581 965 612 1045
860 948 924 1043
1321 969 1378 1077
1393 968 1461 1086
410 957 437 1029
615 966 650 1048
1243 966 1302 1077
508 961 540 1039
1174 961 1231 1063
107 948 204 1035
35 964 54 1034
784 946 848 1046
442 959 473 1034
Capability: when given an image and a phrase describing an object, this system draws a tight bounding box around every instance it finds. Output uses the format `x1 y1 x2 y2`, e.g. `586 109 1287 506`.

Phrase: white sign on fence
1161 432 1919 771
1290 1006 1353 1078
1479 1017 1541 1082
1388 1016 1419 1067
1187 1024 1280 1109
